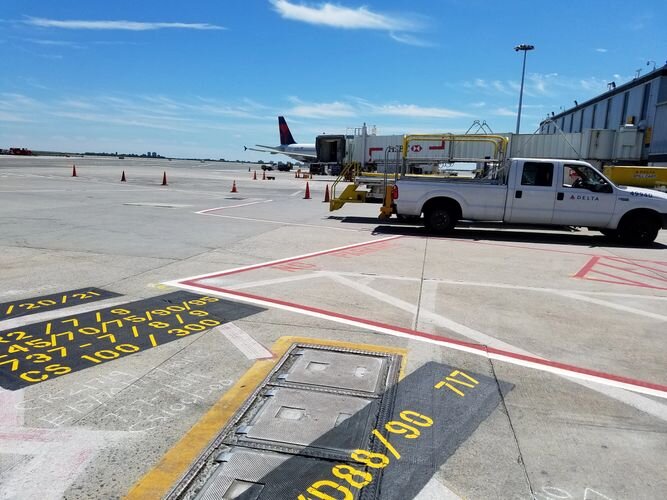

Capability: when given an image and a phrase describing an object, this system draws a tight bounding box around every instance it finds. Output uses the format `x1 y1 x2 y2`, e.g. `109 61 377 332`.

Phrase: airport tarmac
0 155 665 500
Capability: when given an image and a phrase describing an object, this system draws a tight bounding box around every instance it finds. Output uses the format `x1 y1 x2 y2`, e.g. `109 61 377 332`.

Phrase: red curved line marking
192 236 401 281
180 281 667 395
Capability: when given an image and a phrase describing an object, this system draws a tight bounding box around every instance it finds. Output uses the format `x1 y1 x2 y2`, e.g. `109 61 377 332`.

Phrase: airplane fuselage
254 143 316 163
245 117 318 163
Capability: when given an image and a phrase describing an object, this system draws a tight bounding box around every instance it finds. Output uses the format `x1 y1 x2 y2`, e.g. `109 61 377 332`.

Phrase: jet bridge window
521 162 554 187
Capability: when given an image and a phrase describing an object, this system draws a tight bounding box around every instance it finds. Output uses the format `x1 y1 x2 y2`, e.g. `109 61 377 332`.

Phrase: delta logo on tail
279 116 296 146
244 116 316 163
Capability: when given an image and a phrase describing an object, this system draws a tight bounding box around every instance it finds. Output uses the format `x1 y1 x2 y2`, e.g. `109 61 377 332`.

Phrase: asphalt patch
0 291 264 391
0 287 120 320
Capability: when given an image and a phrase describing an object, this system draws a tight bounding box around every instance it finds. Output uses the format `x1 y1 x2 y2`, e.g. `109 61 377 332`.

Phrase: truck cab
506 159 617 226
505 159 667 244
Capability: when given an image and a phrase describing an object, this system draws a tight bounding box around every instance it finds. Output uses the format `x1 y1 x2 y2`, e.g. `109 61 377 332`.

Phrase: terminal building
538 64 667 165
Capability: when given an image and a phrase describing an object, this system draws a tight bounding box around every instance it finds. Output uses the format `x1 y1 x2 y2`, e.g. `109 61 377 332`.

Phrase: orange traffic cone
304 182 311 200
231 181 238 193
323 184 330 202
120 171 126 182
253 170 257 180
71 165 77 177
161 171 168 186
262 170 266 180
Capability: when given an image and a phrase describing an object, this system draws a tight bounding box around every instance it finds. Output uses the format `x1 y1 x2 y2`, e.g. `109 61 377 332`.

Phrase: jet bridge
326 127 646 212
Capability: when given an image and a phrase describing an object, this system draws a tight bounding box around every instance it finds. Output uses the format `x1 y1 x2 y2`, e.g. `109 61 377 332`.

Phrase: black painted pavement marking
0 288 120 320
187 361 512 499
0 291 265 391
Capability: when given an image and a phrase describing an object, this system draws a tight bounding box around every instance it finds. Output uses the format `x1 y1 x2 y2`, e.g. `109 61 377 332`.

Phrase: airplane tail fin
278 116 296 146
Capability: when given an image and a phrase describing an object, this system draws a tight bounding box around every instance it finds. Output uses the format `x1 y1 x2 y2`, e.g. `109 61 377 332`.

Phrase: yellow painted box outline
124 336 407 499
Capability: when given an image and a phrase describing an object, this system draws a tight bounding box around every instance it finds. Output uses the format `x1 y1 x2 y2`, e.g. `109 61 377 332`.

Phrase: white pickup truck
391 158 667 245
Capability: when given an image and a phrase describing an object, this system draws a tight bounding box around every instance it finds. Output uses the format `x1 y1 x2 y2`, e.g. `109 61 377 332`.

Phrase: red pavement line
596 261 667 284
576 275 667 290
573 256 600 279
437 236 602 257
436 235 667 263
607 257 667 277
588 269 667 290
187 236 402 281
179 281 667 395
608 256 667 266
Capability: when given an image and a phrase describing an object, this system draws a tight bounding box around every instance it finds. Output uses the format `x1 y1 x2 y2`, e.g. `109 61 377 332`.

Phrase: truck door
506 161 556 224
552 164 616 227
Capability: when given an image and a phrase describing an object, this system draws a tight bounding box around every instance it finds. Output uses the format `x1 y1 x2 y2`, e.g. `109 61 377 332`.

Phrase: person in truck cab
565 165 612 192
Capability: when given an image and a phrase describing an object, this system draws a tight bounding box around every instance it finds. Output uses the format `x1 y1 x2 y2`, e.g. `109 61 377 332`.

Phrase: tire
425 207 456 234
617 214 660 245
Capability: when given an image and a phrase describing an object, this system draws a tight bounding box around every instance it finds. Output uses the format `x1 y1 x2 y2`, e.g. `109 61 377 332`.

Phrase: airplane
244 116 317 163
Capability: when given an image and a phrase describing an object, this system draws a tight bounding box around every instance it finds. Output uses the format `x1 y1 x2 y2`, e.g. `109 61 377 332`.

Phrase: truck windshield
564 165 612 193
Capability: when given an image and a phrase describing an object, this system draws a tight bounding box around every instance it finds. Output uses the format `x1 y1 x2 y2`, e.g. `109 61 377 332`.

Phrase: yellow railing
329 162 361 211
402 134 508 162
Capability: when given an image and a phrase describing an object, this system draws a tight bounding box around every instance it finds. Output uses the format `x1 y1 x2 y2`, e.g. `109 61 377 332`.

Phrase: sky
1 0 665 160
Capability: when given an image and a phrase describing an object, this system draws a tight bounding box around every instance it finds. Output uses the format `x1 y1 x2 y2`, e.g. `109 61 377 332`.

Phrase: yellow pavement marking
124 336 407 499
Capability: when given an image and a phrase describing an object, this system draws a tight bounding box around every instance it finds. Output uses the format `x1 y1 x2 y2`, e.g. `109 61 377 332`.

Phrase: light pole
514 44 534 134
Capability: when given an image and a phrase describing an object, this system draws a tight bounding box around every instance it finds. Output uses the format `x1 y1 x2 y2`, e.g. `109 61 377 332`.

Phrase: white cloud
369 103 469 119
595 48 608 53
24 17 224 31
288 99 357 118
285 97 469 119
269 0 415 31
0 111 34 123
388 32 433 47
491 107 517 117
25 38 82 47
461 72 612 100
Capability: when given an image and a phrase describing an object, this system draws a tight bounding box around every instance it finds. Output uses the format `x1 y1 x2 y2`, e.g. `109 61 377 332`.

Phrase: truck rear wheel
425 207 456 234
617 214 660 245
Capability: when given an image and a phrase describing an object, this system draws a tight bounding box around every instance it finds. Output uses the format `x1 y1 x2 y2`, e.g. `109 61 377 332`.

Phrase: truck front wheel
425 207 456 234
617 213 660 245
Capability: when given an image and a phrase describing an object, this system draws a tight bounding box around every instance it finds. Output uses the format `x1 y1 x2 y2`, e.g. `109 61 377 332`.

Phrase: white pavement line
212 323 273 359
333 272 667 301
556 291 667 322
0 297 130 331
290 190 302 197
317 274 667 420
230 274 320 290
165 235 402 284
0 388 23 427
415 477 463 500
329 274 520 353
196 199 273 214
0 427 129 500
171 281 667 400
194 213 363 232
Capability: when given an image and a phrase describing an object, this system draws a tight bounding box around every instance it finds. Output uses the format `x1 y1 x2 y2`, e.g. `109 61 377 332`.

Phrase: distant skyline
1 0 665 160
